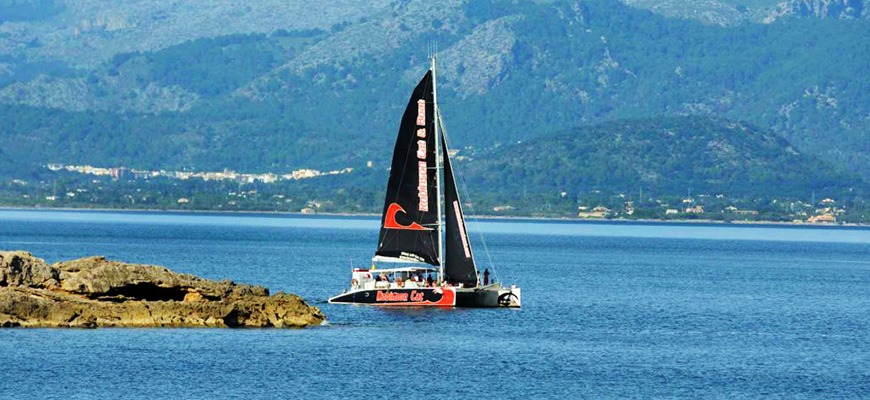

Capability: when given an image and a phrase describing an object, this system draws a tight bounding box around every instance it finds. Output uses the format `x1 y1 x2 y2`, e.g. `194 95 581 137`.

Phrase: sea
0 209 867 399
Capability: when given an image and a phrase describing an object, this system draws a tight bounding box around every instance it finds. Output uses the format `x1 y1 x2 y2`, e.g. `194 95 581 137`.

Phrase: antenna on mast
427 41 439 62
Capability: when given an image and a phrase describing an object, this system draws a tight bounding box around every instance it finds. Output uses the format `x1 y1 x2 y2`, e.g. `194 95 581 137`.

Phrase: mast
431 54 445 281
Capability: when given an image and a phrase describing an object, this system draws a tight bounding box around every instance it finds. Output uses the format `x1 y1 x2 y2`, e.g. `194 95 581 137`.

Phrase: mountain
764 0 870 23
619 0 776 25
459 116 857 199
620 0 869 25
0 0 392 67
0 0 867 186
4 115 859 221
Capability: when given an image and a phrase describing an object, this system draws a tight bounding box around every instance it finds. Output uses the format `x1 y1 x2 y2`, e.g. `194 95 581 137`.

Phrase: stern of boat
455 284 521 308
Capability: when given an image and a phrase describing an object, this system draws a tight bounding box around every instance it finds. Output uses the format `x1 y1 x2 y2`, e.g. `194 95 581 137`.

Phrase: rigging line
437 109 501 284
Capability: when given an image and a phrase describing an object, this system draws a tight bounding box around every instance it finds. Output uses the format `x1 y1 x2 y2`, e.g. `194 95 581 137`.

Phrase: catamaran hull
456 285 522 308
328 285 521 308
328 287 456 306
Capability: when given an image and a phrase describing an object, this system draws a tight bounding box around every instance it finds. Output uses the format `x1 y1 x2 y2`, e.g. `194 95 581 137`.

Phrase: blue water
0 209 868 399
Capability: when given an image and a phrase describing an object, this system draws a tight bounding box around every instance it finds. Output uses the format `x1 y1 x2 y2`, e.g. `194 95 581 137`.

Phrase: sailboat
328 56 521 308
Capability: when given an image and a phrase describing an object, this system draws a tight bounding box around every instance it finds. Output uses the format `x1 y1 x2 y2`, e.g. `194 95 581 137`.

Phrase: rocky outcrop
0 251 324 328
764 0 868 23
620 0 750 26
438 16 520 98
0 75 200 113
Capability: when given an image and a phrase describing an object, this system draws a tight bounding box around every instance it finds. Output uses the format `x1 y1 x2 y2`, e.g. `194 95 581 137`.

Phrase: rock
183 290 205 303
764 0 869 23
0 251 60 288
0 251 324 328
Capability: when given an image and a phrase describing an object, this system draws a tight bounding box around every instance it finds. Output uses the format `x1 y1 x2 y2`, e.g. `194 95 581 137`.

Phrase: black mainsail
441 134 479 287
375 71 440 266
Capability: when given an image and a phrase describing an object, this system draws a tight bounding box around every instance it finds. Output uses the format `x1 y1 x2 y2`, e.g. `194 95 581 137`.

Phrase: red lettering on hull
376 291 409 302
371 288 456 307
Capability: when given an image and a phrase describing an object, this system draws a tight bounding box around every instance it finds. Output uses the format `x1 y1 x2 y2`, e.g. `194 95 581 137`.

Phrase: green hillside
0 0 866 204
460 116 857 198
2 115 863 222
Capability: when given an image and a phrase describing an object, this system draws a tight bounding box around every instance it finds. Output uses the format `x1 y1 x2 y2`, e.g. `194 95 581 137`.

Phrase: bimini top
358 266 438 274
372 255 435 264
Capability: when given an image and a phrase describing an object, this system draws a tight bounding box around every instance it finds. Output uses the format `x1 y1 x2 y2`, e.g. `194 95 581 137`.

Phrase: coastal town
0 162 857 225
574 196 845 224
46 163 354 184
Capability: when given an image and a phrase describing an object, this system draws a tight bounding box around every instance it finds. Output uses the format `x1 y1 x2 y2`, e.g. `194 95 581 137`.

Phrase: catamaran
328 56 521 308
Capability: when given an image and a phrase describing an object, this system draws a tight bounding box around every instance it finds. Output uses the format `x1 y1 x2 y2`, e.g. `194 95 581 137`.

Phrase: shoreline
1 205 865 228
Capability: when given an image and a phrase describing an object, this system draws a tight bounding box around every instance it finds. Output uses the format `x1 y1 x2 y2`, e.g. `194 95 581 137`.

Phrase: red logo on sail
384 203 432 231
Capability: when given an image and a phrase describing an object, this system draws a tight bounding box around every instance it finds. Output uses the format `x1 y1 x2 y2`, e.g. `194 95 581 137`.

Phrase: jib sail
374 72 440 266
441 132 479 287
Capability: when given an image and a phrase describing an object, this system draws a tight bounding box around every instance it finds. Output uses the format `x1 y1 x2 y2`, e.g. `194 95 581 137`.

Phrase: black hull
455 285 522 308
329 285 521 308
328 287 456 306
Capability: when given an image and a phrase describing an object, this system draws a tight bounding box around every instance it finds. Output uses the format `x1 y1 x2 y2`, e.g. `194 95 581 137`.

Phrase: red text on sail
416 99 428 212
